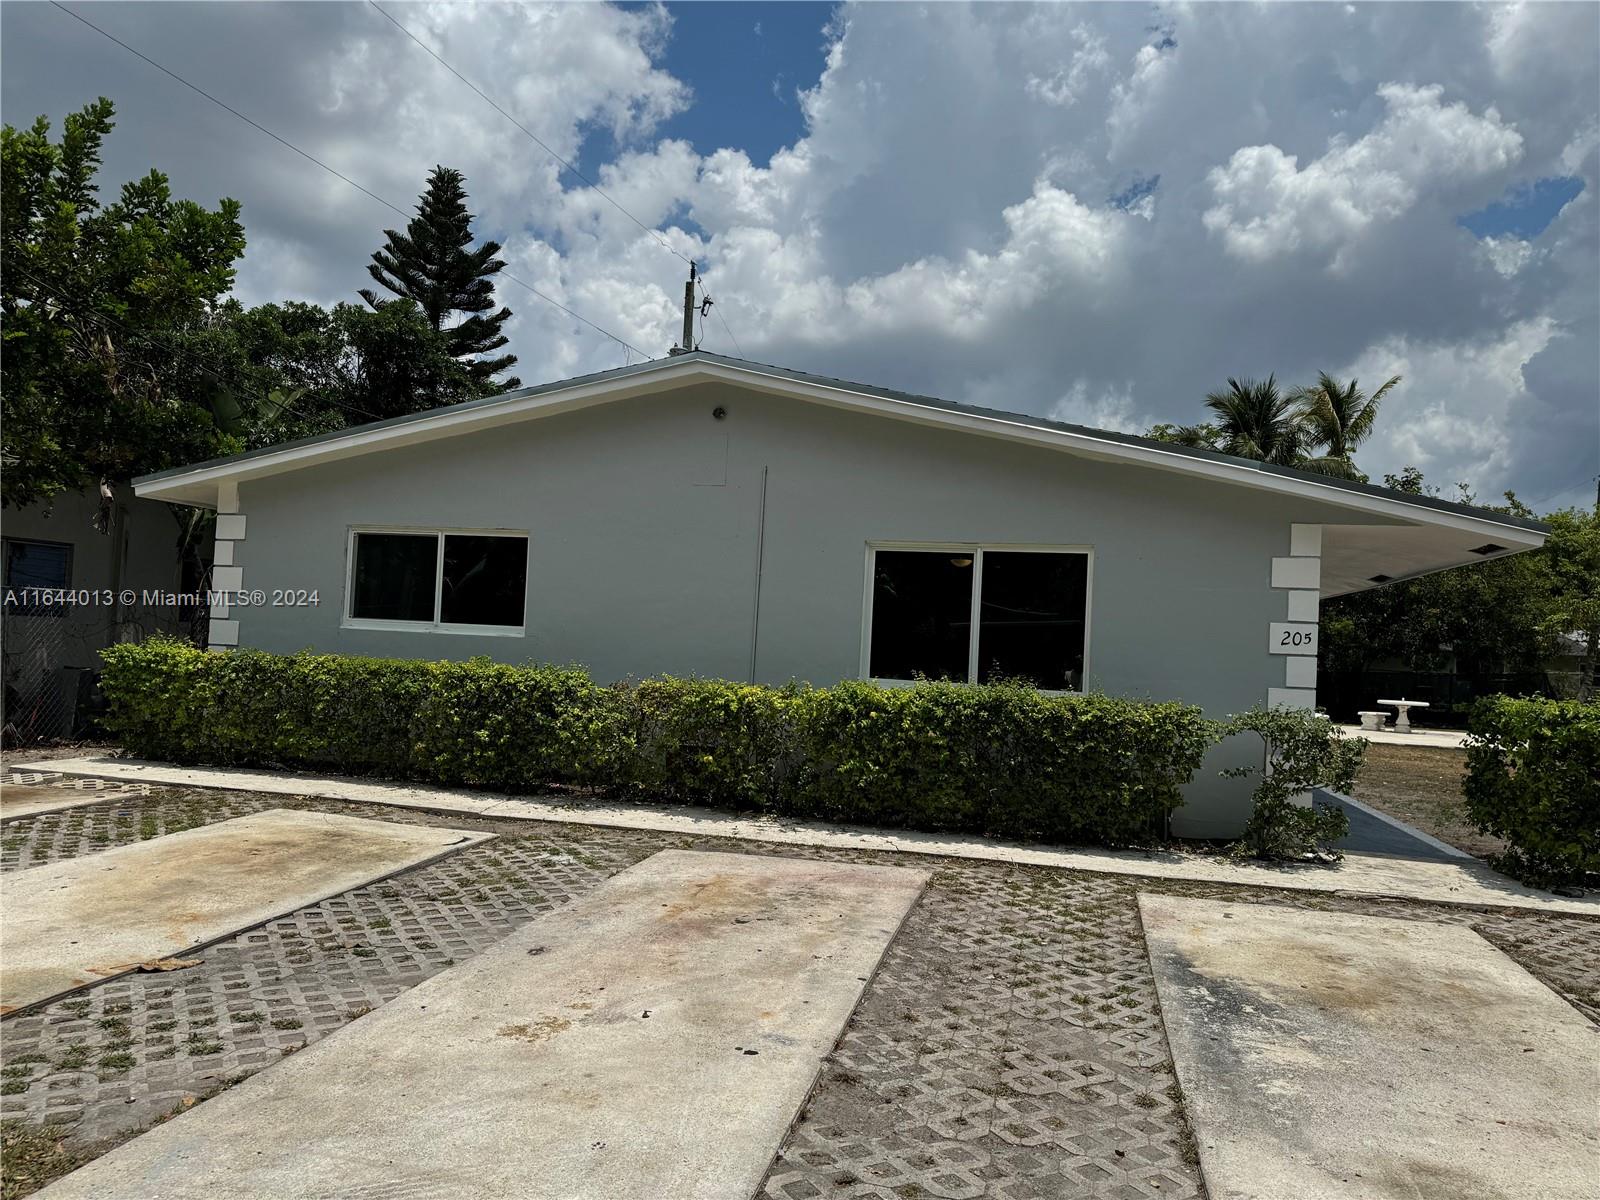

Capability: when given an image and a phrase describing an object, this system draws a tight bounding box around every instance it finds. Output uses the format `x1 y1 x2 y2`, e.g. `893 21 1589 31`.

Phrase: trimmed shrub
789 680 1213 844
1222 707 1363 860
1464 697 1600 887
622 678 800 810
99 639 1213 847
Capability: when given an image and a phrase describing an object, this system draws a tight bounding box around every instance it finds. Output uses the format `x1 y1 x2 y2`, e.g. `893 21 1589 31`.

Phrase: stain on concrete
30 849 928 1200
496 1016 572 1046
1141 894 1600 1200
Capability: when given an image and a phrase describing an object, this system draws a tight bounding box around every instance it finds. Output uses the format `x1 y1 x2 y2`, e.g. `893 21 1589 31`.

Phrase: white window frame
858 542 1094 692
342 525 528 637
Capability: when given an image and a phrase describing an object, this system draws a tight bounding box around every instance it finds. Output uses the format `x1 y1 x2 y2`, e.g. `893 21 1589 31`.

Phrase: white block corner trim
212 540 235 567
1289 523 1322 557
1286 589 1320 623
215 513 247 541
211 565 244 593
208 618 240 647
1267 687 1317 712
1284 656 1318 688
1270 556 1321 590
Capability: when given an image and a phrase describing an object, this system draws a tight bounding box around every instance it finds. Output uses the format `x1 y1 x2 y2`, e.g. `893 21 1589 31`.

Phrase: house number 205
1268 623 1317 655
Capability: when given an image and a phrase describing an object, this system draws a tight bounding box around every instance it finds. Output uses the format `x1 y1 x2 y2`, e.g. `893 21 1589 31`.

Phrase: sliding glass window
866 546 1089 690
347 529 527 632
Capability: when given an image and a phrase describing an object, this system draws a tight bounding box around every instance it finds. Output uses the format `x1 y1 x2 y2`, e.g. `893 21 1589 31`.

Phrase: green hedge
99 639 1213 847
1464 697 1600 887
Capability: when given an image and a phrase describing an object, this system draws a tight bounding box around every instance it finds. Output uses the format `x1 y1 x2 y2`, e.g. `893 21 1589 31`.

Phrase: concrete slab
1140 894 1600 1200
1 783 141 821
1 809 491 1013
36 849 928 1200
1337 724 1468 748
25 756 1600 916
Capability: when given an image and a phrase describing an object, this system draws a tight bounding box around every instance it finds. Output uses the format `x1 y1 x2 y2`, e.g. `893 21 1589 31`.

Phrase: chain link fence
1 600 204 746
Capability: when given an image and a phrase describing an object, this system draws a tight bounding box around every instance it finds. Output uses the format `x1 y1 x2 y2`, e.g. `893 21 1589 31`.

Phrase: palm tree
1202 375 1305 465
1294 371 1400 480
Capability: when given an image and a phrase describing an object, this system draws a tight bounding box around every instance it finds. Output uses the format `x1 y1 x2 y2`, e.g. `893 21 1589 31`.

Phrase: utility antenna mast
668 262 697 355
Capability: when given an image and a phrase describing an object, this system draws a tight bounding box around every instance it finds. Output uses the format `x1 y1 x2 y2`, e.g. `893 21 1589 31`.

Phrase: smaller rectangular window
3 539 74 616
346 529 527 632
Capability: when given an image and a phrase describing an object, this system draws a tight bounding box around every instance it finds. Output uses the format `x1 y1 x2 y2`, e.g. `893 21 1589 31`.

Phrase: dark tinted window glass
4 540 72 589
440 535 527 627
977 552 1088 690
350 533 437 621
869 551 974 681
3 539 73 616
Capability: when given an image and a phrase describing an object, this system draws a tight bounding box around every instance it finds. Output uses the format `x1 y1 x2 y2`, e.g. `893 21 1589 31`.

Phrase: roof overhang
135 353 1547 596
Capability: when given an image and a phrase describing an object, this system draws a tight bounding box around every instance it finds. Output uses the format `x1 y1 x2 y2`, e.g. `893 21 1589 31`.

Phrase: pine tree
358 166 519 392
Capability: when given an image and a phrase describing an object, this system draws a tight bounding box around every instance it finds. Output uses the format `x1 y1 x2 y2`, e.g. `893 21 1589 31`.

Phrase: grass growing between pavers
0 782 1596 1198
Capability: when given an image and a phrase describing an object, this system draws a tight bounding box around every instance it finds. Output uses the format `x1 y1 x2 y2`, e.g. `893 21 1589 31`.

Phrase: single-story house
131 351 1549 835
3 486 206 741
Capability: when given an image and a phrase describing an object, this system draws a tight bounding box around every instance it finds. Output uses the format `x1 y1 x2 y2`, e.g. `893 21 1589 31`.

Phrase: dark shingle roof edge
135 350 1550 535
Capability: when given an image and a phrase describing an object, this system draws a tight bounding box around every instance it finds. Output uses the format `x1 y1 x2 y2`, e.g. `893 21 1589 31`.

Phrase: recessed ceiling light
1368 574 1392 583
1469 543 1506 556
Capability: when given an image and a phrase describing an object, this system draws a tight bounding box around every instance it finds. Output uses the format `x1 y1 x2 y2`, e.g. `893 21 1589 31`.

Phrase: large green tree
1294 371 1400 481
1540 503 1600 698
1201 375 1305 465
359 166 519 392
188 298 482 445
2 98 247 511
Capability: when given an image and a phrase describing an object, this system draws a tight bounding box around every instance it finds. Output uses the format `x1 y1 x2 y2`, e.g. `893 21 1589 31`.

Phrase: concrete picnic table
1376 698 1429 732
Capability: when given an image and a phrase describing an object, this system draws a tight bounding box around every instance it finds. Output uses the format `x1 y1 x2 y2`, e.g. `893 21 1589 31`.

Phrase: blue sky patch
1459 176 1585 240
1109 174 1160 211
602 1 835 171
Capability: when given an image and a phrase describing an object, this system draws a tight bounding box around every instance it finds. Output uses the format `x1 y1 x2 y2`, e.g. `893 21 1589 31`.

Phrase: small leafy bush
100 639 1213 848
1223 707 1364 860
1464 697 1600 888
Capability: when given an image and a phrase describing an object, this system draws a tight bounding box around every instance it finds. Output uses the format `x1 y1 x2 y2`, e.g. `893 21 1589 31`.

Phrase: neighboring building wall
227 383 1388 834
2 487 201 737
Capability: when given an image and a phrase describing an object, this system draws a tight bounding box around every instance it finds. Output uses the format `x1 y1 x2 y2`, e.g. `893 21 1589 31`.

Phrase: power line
366 0 692 268
49 1 648 363
697 276 744 357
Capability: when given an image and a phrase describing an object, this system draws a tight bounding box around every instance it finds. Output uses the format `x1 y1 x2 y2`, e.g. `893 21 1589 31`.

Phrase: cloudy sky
4 1 1596 510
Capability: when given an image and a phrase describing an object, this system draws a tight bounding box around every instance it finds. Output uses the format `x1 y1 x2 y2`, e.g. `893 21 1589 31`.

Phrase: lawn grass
1350 742 1505 859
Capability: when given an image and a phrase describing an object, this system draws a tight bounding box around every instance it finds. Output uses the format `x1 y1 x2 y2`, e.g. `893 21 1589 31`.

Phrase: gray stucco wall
227 382 1365 835
4 488 200 737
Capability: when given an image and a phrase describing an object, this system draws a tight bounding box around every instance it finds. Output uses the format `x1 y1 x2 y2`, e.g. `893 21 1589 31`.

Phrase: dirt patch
1352 743 1504 859
1 1122 85 1200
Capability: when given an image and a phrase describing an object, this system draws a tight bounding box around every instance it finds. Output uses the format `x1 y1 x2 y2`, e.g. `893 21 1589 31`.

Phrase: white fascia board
691 363 1545 545
134 357 1547 548
133 361 709 504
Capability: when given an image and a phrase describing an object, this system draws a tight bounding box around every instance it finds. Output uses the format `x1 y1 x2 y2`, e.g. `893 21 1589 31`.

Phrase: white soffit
1321 524 1532 598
